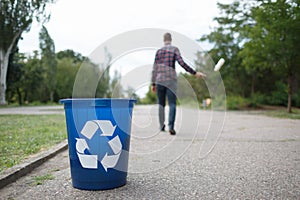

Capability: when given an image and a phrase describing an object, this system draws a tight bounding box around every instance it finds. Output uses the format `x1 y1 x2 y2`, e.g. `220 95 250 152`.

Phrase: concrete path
0 105 299 199
0 106 64 115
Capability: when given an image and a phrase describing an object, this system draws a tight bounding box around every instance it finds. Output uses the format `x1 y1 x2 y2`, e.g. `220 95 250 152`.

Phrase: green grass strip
0 115 67 172
263 109 300 119
32 173 55 185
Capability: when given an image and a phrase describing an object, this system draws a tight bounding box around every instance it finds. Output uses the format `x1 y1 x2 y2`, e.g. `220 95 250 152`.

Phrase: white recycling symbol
75 120 122 172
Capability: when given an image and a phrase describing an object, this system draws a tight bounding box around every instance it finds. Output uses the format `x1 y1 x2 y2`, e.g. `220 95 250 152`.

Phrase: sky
18 0 232 56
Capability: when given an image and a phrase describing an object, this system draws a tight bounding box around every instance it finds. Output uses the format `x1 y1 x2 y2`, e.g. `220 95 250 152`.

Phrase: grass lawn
0 115 67 172
251 106 300 120
263 109 300 119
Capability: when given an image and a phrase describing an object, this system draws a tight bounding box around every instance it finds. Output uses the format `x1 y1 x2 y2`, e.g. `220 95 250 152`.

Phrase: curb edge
0 140 68 189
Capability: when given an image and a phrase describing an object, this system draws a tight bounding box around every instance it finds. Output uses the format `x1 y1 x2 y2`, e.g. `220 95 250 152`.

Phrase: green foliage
248 93 266 108
96 67 111 98
0 0 55 104
5 0 300 110
293 88 300 107
54 57 80 100
140 86 157 104
178 73 209 105
72 48 112 98
109 70 123 98
200 0 300 111
6 50 25 105
226 95 250 110
268 82 288 106
22 52 45 102
56 49 84 63
39 26 57 102
54 50 83 100
0 0 54 50
6 46 114 103
125 87 140 102
6 49 83 104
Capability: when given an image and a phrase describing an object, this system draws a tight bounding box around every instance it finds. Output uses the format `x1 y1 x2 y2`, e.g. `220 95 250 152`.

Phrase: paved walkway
0 105 299 199
0 105 64 115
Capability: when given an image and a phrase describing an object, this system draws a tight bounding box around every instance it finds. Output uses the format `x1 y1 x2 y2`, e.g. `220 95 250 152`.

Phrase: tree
55 49 83 100
56 49 84 64
108 70 123 98
0 0 55 105
6 50 26 105
240 0 300 112
96 47 112 98
22 51 45 103
55 56 80 100
200 0 300 111
39 25 57 102
200 0 254 97
141 86 157 104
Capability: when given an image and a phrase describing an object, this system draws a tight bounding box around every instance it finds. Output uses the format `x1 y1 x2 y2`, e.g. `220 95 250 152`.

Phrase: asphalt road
0 105 299 199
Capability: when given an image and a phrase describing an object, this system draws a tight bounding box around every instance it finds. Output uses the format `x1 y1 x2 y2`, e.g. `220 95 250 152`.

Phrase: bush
226 95 249 110
268 82 287 106
292 88 300 108
248 93 267 108
139 86 157 104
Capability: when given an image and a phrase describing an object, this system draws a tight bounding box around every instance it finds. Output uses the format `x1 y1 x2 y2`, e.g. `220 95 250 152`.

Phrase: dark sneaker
160 125 165 132
169 129 176 135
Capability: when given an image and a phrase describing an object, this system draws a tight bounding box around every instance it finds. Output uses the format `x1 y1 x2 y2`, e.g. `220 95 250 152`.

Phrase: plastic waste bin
60 98 136 190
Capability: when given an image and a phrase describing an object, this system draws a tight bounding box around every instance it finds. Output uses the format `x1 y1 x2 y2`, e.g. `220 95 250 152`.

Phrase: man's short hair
164 33 172 42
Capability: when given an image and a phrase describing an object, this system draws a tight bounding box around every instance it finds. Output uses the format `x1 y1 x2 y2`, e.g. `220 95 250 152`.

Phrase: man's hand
195 72 206 78
151 85 156 93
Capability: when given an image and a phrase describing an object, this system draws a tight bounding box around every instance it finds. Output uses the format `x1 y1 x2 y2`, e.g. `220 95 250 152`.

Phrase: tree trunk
287 75 292 113
24 90 28 104
0 31 22 105
0 50 9 105
17 87 23 105
251 73 255 96
50 91 54 102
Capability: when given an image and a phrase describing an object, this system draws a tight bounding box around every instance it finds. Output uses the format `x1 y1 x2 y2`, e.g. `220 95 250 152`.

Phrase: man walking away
151 32 206 135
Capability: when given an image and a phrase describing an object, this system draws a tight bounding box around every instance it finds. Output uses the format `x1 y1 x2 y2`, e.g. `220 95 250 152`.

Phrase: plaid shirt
151 43 196 86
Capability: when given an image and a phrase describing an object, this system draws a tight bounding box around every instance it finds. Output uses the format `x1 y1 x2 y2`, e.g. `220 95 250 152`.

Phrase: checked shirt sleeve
174 47 196 75
151 51 159 86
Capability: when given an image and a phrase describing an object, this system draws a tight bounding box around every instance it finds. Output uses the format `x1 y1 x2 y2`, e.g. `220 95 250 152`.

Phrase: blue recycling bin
60 98 136 190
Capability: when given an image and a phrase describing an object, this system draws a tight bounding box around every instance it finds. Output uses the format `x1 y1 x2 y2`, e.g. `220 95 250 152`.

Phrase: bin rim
59 98 137 104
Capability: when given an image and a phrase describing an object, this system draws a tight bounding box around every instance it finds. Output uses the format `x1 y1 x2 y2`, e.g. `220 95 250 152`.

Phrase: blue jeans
156 82 177 131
